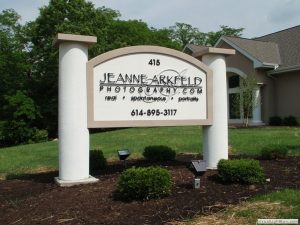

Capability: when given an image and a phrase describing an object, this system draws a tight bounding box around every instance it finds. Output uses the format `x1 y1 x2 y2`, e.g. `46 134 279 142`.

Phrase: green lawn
186 189 300 224
253 189 300 220
90 126 203 158
229 126 300 156
0 126 299 178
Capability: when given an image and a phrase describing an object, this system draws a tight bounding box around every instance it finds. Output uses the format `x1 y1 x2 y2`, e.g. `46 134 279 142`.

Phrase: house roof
218 36 281 66
184 25 300 73
254 25 300 69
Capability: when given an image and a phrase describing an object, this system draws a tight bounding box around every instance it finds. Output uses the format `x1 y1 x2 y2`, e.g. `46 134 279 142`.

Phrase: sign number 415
148 59 160 66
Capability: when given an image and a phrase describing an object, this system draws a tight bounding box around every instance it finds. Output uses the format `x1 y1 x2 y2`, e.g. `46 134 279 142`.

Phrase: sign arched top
87 45 213 128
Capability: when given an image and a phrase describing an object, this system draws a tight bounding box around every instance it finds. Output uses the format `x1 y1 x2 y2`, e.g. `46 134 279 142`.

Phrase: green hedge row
269 116 298 126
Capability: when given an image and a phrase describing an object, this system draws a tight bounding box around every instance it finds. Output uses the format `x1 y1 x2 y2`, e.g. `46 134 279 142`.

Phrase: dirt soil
0 155 299 225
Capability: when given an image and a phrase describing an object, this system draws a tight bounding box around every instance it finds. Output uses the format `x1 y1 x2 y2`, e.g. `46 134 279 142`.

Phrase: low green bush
269 116 282 126
296 117 300 126
283 116 298 126
0 91 47 147
31 129 48 143
261 145 288 160
143 145 176 161
0 121 48 147
116 166 172 200
218 159 265 184
90 149 107 170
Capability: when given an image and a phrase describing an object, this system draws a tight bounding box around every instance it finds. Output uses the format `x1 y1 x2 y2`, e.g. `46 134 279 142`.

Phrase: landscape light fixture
117 149 130 167
189 160 206 189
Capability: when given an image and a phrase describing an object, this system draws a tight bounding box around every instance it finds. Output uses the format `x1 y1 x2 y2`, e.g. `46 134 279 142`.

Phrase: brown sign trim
86 45 213 128
53 33 97 48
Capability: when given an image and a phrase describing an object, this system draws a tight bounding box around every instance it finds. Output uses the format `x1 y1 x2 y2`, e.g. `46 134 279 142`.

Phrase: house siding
186 29 300 124
256 70 276 123
218 42 255 75
274 71 300 117
218 42 276 123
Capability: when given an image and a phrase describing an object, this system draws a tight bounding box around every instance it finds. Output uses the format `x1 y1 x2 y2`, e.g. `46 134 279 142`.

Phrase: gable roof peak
216 36 281 68
254 25 300 68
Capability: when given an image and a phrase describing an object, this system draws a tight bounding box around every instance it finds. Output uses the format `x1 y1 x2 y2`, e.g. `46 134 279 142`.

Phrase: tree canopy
0 9 29 116
169 23 244 48
0 0 244 146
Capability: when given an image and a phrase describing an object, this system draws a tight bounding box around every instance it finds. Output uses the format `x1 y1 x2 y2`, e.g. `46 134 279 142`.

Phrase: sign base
55 176 99 187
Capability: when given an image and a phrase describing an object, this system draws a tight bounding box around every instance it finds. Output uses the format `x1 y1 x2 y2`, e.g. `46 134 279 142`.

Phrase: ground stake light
189 160 206 189
118 149 130 167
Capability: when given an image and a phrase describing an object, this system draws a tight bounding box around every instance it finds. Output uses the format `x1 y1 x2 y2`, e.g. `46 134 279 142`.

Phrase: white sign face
87 46 212 128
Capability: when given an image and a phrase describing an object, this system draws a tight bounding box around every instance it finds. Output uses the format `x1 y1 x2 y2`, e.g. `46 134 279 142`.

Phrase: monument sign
54 33 233 186
87 46 212 128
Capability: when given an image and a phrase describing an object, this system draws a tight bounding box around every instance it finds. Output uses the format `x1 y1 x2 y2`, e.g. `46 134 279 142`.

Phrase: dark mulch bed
0 155 299 225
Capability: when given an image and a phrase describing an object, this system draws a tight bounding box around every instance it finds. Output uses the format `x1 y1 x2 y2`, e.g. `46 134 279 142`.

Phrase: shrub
269 116 282 126
297 118 300 126
90 150 107 170
31 129 48 143
218 159 265 184
0 120 41 147
116 166 172 200
143 145 176 161
261 145 288 160
0 91 45 147
283 116 298 126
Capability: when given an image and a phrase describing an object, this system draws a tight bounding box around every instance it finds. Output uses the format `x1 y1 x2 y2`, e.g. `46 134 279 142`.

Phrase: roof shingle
184 25 300 71
222 36 281 65
254 25 300 68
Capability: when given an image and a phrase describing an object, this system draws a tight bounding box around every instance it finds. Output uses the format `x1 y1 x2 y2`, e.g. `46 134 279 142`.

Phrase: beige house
184 25 300 125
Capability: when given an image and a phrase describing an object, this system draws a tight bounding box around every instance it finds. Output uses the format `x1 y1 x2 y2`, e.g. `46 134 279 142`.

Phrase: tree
28 0 120 137
169 23 244 49
0 9 49 146
28 0 180 137
150 27 181 50
106 19 180 50
0 3 245 142
169 22 206 48
0 91 48 147
236 75 259 127
206 25 244 46
0 9 31 120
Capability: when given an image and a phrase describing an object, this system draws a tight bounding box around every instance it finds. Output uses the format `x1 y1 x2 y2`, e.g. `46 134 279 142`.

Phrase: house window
228 75 242 121
228 74 255 122
229 93 240 119
228 75 239 88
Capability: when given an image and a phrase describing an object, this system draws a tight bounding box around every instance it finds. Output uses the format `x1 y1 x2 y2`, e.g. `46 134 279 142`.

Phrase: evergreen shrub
32 129 48 143
90 149 107 170
261 145 288 160
218 159 265 184
116 166 172 200
143 145 176 161
283 116 298 126
269 116 282 126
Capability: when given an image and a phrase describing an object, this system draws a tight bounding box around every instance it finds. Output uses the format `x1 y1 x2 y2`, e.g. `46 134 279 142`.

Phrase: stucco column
193 47 235 169
53 33 98 186
251 85 263 125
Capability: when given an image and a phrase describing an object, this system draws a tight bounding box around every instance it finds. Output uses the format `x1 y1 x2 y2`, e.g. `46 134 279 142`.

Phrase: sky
1 0 300 38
